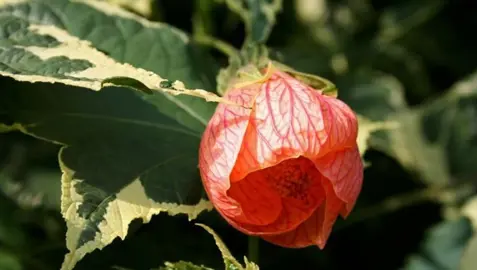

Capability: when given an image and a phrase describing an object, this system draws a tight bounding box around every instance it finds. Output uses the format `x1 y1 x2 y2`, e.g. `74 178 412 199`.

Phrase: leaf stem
194 35 239 59
192 0 239 59
248 236 260 264
224 0 248 25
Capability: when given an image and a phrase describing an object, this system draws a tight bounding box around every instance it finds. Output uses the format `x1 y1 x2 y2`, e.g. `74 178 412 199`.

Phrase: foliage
0 0 476 269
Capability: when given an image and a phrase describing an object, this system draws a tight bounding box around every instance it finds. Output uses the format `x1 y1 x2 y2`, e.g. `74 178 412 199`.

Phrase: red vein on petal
313 147 363 214
320 95 358 151
200 68 362 247
199 85 259 218
231 70 338 180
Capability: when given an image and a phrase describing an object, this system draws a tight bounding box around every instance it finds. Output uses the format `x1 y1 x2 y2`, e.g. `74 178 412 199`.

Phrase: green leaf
0 169 61 210
463 196 477 231
404 218 473 270
0 0 226 269
337 71 408 121
111 267 133 270
0 249 22 270
331 71 407 165
373 44 433 101
340 69 477 186
375 0 446 46
0 192 26 249
102 76 153 95
0 123 15 133
216 43 270 95
197 224 259 270
157 261 214 270
376 0 477 76
105 0 154 18
224 0 283 44
0 0 225 131
0 13 228 114
460 234 477 270
371 70 477 186
356 115 398 157
374 110 451 186
1 78 215 270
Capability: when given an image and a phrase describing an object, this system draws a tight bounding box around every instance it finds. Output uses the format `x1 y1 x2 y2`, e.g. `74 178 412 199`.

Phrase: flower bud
199 63 363 248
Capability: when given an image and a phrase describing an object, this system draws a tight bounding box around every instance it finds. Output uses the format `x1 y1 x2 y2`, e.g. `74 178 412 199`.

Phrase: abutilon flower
198 63 363 249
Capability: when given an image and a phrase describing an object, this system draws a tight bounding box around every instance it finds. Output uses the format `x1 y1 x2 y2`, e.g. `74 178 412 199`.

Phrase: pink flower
199 64 363 248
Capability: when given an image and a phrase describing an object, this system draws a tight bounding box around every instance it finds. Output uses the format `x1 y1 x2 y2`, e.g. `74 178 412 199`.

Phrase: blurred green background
1 0 477 269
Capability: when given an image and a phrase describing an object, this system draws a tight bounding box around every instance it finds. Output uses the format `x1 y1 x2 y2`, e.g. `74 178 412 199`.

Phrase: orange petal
226 170 283 226
313 147 363 216
227 157 325 235
261 178 344 248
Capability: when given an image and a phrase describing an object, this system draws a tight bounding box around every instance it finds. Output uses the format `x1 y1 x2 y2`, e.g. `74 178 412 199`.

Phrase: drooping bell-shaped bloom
198 63 363 248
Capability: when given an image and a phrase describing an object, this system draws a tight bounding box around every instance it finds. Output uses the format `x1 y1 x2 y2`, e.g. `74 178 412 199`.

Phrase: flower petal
313 146 363 216
230 71 329 181
230 70 359 182
199 85 259 216
261 178 344 248
226 157 326 235
319 95 359 152
226 170 283 226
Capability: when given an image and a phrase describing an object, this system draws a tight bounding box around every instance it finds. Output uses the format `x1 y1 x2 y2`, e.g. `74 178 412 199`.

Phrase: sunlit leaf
374 111 451 186
460 234 477 270
1 77 216 270
0 15 228 106
0 0 222 131
356 115 398 157
0 0 224 269
102 0 154 18
156 261 214 270
197 224 259 270
463 196 477 230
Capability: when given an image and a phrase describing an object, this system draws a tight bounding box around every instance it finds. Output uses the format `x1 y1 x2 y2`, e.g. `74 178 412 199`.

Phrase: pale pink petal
230 71 330 181
230 70 359 182
198 85 259 217
313 146 363 215
318 95 359 152
199 67 363 246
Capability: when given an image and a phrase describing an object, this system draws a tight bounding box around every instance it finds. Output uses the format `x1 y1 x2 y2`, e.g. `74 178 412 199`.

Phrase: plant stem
192 0 239 59
194 35 239 59
248 236 259 264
